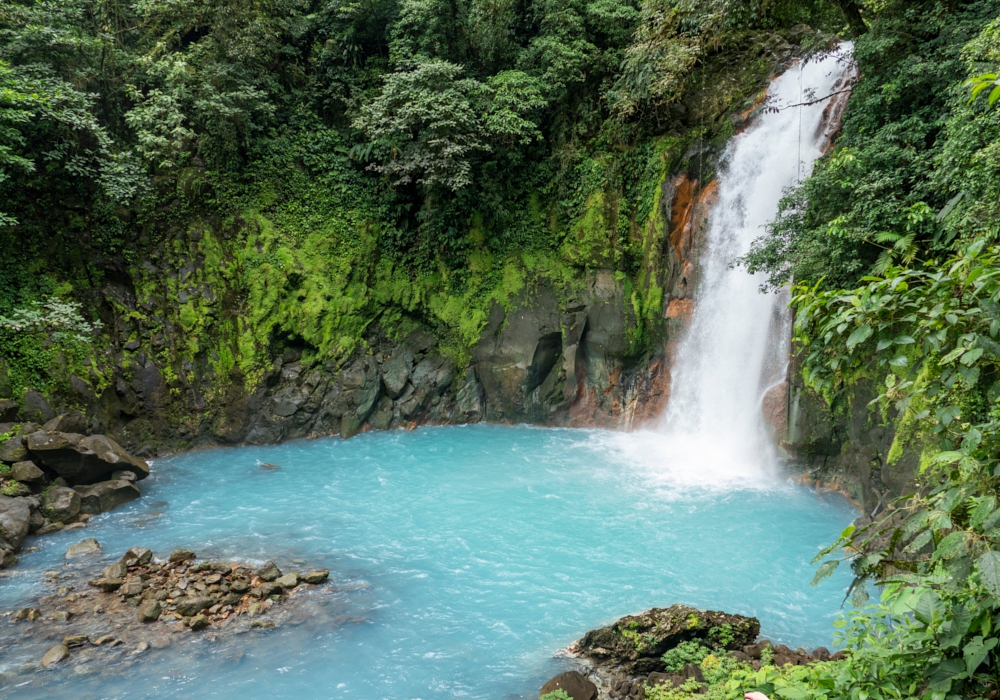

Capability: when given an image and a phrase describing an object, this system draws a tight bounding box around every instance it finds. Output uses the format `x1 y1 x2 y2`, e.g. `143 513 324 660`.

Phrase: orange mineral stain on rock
665 298 694 320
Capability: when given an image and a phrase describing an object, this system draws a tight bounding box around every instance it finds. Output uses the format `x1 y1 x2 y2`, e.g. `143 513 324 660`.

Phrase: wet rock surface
0 419 150 569
0 547 340 686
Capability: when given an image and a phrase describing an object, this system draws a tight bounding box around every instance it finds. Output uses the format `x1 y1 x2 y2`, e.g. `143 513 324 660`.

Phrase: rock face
574 605 760 676
25 432 149 485
783 357 918 514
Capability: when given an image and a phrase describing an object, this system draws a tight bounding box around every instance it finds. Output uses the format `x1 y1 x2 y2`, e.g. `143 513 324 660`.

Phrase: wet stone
275 573 300 589
255 561 281 582
65 537 101 558
186 614 209 631
63 635 89 648
168 549 195 563
138 600 161 622
90 578 123 592
41 645 70 667
303 569 329 584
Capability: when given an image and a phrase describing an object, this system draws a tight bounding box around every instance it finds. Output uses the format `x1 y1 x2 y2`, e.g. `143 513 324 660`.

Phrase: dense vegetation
0 0 842 400
739 2 1000 699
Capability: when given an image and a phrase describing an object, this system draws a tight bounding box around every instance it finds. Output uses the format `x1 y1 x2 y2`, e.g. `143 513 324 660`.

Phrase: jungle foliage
0 0 845 394
736 2 1000 699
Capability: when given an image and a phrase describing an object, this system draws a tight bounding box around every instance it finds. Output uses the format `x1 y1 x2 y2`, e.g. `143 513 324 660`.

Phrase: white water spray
596 46 854 491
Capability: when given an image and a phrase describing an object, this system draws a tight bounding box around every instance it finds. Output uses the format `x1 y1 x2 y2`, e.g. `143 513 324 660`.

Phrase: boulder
0 494 31 551
42 486 81 523
574 605 760 676
63 634 89 648
0 434 27 463
174 596 214 616
26 432 150 485
303 569 329 584
76 479 140 514
65 538 101 558
539 671 598 700
21 390 55 424
0 548 17 568
10 460 45 484
41 644 69 668
42 411 88 435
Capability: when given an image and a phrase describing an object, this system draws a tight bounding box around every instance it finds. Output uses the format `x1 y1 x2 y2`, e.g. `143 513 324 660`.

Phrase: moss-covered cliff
0 0 841 453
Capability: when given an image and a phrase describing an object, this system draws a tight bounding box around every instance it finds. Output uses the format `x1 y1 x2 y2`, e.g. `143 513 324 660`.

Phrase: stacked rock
0 410 150 568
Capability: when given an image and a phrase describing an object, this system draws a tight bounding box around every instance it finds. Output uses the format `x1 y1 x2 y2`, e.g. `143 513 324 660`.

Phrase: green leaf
928 658 966 691
934 531 968 560
846 324 873 350
976 550 1000 597
964 635 998 674
811 559 839 586
904 530 932 554
961 348 984 366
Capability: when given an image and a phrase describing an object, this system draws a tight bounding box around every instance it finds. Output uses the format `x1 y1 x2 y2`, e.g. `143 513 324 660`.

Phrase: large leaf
976 550 1000 597
811 559 839 586
846 324 873 350
964 635 998 674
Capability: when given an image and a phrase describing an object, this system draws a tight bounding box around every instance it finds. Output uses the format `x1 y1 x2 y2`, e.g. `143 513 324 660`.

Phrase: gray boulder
21 390 55 424
41 411 88 435
42 486 81 523
26 432 149 484
11 460 45 484
76 479 140 514
0 495 31 550
65 538 101 558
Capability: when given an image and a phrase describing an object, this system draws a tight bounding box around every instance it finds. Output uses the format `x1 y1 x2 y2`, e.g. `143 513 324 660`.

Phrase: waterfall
600 45 854 490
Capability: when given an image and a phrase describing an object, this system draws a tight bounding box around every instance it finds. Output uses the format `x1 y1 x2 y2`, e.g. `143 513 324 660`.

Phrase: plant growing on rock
661 640 711 673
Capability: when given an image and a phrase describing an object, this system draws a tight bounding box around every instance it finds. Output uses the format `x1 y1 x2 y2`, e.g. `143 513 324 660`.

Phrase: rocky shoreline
1 543 331 683
538 605 848 700
0 407 151 570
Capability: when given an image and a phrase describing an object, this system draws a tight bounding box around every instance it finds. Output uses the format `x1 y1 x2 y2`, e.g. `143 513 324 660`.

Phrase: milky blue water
0 425 855 698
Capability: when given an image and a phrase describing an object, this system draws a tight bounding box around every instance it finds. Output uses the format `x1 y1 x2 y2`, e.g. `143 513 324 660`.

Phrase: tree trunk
835 0 868 36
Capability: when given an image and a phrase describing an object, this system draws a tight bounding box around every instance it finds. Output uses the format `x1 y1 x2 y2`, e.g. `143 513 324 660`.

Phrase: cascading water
605 45 854 489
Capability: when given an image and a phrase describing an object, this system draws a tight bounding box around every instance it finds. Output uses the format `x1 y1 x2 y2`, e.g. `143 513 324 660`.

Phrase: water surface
2 424 855 698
